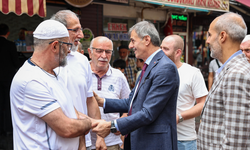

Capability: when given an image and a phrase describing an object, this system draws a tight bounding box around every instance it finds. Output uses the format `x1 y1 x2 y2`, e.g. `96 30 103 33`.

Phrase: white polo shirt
90 65 130 149
57 50 93 147
10 60 79 150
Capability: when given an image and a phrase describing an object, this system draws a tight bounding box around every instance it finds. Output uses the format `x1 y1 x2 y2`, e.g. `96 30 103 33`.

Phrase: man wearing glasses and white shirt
51 10 104 150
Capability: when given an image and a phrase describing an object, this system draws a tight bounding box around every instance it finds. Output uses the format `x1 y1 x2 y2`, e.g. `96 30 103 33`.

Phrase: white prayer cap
33 20 69 39
242 35 250 43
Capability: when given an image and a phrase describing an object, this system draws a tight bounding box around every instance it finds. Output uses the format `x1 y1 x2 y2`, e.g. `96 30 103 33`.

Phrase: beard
210 40 222 60
120 54 128 61
58 46 68 67
71 43 78 52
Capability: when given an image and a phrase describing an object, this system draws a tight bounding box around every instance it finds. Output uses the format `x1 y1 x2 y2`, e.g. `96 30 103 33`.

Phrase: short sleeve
191 70 208 99
23 80 60 118
120 74 131 99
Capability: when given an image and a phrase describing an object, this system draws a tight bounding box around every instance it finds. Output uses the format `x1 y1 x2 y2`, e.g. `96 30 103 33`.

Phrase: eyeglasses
49 41 72 51
67 28 83 34
91 47 113 55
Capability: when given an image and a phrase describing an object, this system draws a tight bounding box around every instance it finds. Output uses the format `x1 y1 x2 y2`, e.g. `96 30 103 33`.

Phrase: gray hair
50 10 79 27
128 21 161 47
214 12 247 43
242 35 250 43
89 36 113 53
34 37 65 50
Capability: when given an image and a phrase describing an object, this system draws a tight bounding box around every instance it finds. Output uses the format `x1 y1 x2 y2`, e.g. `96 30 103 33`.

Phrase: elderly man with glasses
51 10 104 150
88 36 131 150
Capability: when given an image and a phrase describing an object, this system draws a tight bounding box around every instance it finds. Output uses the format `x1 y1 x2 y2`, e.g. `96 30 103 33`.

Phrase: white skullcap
242 35 250 43
33 20 69 39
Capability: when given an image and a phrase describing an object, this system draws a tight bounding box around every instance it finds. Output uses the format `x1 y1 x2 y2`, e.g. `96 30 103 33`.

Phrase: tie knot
142 63 148 71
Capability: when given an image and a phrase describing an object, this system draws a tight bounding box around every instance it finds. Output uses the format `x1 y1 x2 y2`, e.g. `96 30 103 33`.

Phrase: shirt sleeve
120 73 131 99
86 59 94 98
23 80 60 118
192 69 208 99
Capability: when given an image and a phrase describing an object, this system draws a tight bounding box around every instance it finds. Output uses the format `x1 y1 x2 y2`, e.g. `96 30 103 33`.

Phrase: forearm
208 73 214 91
178 103 204 121
87 96 101 119
78 135 86 150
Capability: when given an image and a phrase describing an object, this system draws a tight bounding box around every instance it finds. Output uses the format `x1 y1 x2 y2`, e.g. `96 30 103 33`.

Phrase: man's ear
144 35 151 46
87 48 92 59
50 41 58 52
219 31 227 43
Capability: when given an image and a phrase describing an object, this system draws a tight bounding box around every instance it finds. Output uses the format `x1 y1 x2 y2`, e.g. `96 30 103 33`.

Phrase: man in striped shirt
88 36 131 150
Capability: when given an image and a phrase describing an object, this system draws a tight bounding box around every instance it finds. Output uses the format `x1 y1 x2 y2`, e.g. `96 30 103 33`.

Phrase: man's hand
93 92 104 107
96 135 107 150
92 120 111 138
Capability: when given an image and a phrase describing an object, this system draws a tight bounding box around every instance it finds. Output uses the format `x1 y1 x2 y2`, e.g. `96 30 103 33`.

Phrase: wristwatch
178 114 184 123
110 120 117 133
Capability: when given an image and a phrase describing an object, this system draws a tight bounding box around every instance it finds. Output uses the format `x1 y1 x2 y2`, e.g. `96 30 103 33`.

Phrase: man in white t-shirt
51 10 104 150
208 59 222 90
88 36 131 150
10 20 93 150
161 35 208 150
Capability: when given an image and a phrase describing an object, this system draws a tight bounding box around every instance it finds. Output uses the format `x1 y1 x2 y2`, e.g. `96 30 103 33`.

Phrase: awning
0 0 46 17
136 0 229 12
235 0 250 8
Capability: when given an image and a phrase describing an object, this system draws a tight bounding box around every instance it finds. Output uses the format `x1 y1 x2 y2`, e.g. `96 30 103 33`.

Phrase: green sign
172 14 187 21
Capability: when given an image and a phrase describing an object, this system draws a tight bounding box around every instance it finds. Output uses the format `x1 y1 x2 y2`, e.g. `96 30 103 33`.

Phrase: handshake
78 92 120 138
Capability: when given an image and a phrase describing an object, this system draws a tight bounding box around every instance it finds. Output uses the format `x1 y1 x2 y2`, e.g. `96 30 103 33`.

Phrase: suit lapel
135 50 163 98
201 64 229 116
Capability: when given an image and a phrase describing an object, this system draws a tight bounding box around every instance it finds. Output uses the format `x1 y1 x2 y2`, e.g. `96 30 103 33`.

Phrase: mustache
98 58 108 61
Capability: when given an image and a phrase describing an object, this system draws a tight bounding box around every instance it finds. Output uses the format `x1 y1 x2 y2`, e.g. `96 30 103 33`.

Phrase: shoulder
110 67 126 78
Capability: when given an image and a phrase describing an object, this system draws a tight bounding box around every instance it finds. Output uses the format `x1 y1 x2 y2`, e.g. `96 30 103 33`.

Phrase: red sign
108 23 127 31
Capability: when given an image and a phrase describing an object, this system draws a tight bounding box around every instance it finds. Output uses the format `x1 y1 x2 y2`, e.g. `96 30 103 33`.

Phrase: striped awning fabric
0 0 46 17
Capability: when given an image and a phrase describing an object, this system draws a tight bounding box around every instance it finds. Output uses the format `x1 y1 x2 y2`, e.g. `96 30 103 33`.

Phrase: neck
143 46 160 62
221 43 240 64
175 61 183 69
90 62 109 78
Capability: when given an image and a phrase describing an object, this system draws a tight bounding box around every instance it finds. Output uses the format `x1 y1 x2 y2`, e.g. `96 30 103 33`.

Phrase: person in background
117 45 137 89
135 59 144 80
161 35 208 150
15 27 27 51
88 36 130 150
77 41 84 54
208 59 222 91
0 23 19 136
10 19 94 150
92 21 179 150
240 34 250 63
197 12 250 149
51 10 104 150
113 59 126 74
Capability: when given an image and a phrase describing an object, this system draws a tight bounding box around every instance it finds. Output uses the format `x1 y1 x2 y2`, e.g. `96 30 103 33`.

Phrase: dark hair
119 45 128 51
0 23 9 35
113 59 126 69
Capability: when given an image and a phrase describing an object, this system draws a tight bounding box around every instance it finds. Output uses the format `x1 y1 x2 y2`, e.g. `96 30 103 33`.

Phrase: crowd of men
1 10 250 150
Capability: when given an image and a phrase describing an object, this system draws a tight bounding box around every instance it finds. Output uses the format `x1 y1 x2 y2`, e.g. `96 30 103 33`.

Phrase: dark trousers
124 134 131 150
0 81 12 134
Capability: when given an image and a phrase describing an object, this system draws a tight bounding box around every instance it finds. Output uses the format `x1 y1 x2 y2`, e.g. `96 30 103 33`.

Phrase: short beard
59 58 67 67
120 55 128 61
71 44 78 52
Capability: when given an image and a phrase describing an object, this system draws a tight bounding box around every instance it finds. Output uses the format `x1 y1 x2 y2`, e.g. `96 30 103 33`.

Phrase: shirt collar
216 50 242 76
90 62 112 77
144 49 161 65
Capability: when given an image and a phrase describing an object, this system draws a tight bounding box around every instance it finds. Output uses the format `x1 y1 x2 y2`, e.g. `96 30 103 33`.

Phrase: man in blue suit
92 21 179 150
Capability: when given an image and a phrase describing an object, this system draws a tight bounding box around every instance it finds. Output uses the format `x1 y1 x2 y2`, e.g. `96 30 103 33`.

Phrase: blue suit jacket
105 50 179 150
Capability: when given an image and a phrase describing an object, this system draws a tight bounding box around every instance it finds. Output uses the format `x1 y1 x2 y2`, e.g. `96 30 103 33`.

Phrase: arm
41 107 92 138
222 73 250 148
208 72 214 91
177 96 206 124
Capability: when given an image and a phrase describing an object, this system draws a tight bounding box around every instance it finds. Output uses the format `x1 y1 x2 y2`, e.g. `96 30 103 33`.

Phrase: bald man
240 35 250 63
198 12 250 149
161 35 207 150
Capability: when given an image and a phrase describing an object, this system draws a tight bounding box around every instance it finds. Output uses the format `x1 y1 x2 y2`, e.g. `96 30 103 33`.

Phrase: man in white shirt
88 36 130 150
51 10 104 150
161 35 208 150
10 20 93 150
